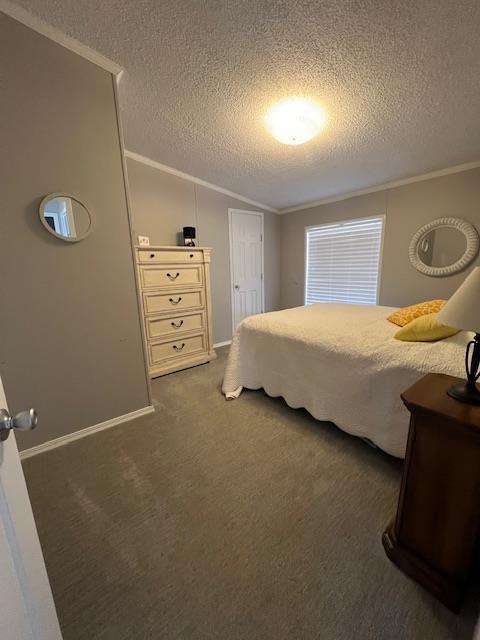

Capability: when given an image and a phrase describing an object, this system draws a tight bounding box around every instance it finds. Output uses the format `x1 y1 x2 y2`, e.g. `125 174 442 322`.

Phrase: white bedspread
222 303 471 458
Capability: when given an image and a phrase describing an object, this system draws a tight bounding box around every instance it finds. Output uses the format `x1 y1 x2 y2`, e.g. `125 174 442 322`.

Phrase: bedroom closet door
229 209 264 332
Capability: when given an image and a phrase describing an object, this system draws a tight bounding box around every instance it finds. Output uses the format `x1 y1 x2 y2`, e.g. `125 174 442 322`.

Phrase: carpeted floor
23 347 479 639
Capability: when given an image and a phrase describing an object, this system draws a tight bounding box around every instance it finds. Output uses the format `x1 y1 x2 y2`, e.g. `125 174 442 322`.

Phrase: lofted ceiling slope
6 0 480 210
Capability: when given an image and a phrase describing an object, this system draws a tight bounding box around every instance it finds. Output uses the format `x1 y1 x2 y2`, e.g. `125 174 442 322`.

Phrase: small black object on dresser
182 226 196 246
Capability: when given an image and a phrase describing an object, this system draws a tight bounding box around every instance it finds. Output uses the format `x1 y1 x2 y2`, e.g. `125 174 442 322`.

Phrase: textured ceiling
9 0 480 210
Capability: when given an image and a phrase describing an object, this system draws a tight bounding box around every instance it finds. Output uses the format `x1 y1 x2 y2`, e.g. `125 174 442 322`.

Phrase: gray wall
126 157 281 343
0 14 151 450
280 168 480 310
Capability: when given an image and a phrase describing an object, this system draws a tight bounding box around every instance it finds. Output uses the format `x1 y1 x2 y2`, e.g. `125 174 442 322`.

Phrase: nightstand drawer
146 312 204 340
148 333 206 365
143 290 204 315
139 264 203 289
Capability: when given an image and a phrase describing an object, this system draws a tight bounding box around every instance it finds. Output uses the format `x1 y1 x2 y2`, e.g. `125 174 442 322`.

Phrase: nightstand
383 373 480 612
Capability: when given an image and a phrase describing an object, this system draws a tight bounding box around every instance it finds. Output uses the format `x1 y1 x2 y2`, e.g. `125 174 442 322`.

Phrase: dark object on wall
383 373 480 612
183 226 196 247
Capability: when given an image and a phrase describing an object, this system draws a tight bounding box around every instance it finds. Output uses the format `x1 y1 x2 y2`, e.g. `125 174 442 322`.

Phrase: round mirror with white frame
409 217 479 277
39 193 93 242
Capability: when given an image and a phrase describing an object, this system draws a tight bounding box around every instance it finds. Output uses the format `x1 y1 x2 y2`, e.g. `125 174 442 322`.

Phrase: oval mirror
39 193 93 242
409 217 479 277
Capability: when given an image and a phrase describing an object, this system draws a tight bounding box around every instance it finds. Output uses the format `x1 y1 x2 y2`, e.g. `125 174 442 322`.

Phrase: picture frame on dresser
135 246 216 378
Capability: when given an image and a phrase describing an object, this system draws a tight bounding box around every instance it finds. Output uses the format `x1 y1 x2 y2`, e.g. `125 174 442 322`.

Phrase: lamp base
447 382 480 406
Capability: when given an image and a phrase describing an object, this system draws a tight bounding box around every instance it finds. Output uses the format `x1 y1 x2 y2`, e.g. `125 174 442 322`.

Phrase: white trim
280 161 480 214
228 208 265 336
125 150 278 214
0 0 123 75
377 215 387 302
19 405 155 460
111 76 153 406
213 340 232 348
229 209 235 335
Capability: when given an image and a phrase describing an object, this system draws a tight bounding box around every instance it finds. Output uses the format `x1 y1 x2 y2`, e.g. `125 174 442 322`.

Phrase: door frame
228 208 265 336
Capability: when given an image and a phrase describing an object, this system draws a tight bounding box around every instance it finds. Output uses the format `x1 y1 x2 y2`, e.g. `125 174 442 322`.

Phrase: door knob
234 284 240 290
0 408 38 442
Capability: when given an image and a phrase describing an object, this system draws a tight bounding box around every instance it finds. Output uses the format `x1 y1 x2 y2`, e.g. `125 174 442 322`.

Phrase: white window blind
305 216 384 305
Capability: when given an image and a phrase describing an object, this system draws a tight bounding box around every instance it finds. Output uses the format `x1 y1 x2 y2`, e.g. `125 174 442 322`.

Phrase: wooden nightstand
383 373 480 612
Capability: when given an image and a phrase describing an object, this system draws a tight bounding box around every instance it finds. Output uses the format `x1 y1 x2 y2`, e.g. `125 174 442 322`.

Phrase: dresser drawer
143 289 204 315
146 311 204 340
139 264 203 289
149 333 206 365
138 249 203 264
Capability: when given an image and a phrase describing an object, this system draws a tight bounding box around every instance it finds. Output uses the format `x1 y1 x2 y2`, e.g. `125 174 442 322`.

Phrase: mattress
222 303 470 458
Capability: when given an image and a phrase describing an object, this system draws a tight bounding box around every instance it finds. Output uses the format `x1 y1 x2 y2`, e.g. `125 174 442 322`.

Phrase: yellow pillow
387 299 447 327
394 313 460 342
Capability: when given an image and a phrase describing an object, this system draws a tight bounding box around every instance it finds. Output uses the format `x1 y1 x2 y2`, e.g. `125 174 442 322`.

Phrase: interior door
0 377 62 640
229 209 264 331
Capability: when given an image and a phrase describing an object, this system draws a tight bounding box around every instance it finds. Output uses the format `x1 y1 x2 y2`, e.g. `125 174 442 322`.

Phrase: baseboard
213 340 232 348
20 405 155 460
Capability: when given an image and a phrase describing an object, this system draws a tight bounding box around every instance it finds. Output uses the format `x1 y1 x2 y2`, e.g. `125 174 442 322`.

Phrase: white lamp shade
438 266 480 333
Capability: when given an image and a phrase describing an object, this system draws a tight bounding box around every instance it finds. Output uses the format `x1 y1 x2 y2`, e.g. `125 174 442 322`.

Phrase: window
305 216 384 305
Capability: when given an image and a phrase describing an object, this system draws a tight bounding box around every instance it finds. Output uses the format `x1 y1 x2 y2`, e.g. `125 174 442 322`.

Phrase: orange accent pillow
387 300 447 327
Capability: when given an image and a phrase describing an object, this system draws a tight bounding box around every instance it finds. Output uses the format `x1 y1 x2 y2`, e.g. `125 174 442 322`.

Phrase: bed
222 303 471 458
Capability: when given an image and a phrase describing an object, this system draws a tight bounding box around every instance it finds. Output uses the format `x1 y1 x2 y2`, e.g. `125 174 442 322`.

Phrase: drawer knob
173 343 185 352
189 254 194 258
150 253 155 258
169 297 182 305
171 320 184 328
167 272 180 280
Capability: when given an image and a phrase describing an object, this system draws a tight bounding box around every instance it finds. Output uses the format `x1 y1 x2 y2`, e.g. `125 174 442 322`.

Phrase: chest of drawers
136 246 216 378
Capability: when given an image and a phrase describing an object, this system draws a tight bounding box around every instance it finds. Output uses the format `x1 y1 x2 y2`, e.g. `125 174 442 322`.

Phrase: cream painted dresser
135 246 216 378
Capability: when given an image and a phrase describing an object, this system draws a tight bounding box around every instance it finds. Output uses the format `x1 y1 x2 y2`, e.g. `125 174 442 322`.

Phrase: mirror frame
409 217 479 277
39 192 93 243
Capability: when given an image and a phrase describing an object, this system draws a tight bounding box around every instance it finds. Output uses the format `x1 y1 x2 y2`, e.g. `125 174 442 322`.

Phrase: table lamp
438 266 480 405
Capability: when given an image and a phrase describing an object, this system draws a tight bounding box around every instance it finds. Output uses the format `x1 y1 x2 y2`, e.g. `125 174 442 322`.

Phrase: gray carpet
23 347 479 639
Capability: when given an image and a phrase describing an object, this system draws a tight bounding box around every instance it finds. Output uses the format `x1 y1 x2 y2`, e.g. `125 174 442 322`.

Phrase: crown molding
0 0 122 75
279 160 480 214
125 150 279 213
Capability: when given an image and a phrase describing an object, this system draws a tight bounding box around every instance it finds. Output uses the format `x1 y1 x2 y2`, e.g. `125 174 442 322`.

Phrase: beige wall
280 168 480 310
126 157 281 343
1 14 151 450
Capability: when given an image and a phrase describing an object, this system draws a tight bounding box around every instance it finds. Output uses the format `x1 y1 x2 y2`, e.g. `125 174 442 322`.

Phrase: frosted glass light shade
266 98 326 145
438 267 480 333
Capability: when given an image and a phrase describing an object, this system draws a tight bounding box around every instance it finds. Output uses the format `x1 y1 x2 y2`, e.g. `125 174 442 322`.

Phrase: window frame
303 214 386 306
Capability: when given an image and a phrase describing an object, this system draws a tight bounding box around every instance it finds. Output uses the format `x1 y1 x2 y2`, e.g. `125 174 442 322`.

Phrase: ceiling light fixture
266 98 326 146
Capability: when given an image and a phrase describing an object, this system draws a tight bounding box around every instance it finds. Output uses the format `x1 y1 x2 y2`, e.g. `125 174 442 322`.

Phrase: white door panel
0 378 62 640
230 210 264 331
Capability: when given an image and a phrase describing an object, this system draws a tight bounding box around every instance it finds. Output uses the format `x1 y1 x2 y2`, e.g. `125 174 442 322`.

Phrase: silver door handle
0 408 38 442
234 284 240 290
